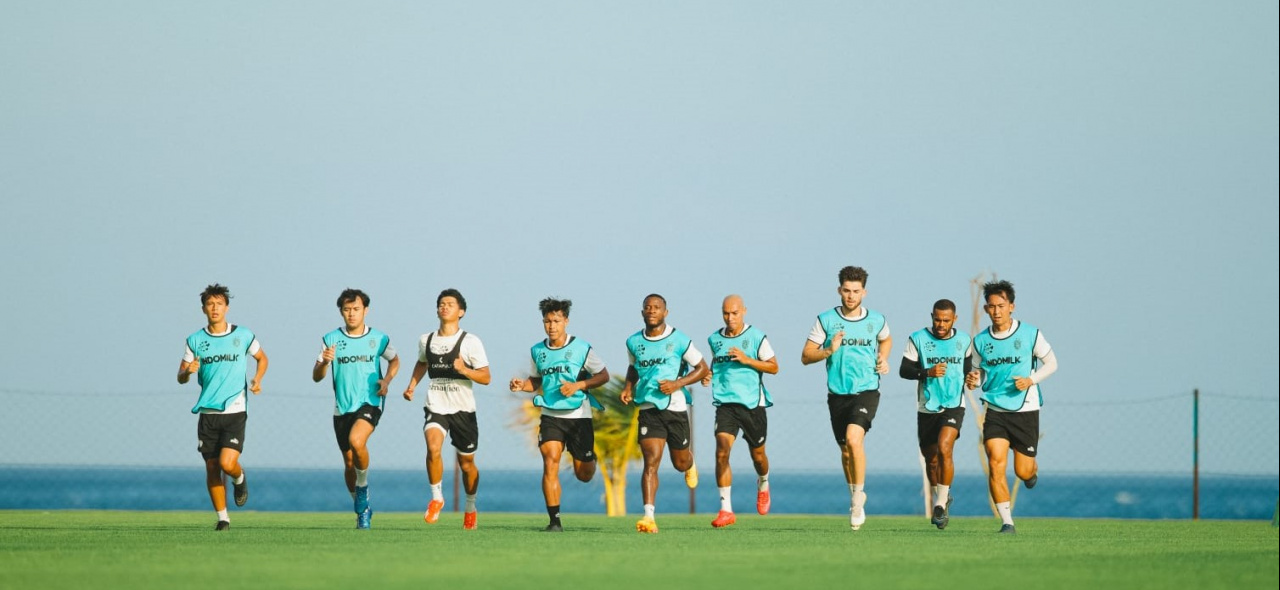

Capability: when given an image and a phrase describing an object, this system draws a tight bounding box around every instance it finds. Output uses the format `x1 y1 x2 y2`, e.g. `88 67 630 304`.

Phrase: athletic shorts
333 404 382 452
637 408 691 450
424 408 480 455
539 415 596 461
714 404 768 449
983 409 1039 457
197 412 247 459
917 407 965 449
827 390 880 445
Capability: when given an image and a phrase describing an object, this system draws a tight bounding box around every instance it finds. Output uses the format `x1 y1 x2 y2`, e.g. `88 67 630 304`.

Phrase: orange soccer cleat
423 499 444 524
463 511 477 530
757 489 771 515
636 517 659 533
711 510 736 528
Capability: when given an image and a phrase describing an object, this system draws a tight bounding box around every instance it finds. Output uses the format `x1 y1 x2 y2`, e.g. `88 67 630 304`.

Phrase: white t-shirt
626 325 705 412
525 335 607 419
417 330 489 414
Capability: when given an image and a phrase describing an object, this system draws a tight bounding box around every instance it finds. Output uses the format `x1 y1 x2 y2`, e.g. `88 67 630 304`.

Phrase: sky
1 1 1276 477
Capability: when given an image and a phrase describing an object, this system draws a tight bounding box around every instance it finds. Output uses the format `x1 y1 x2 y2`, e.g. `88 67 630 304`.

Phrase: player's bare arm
620 366 638 405
177 357 200 384
249 349 268 394
729 348 779 375
560 368 610 397
376 355 400 397
659 359 708 394
312 344 336 382
451 356 492 386
801 330 842 365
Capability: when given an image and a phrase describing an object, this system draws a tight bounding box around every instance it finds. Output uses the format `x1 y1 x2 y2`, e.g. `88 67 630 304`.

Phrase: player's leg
1011 410 1039 489
333 414 356 498
637 437 665 533
682 408 699 489
539 438 565 531
568 417 596 483
743 406 771 516
1013 451 1037 488
203 454 228 529
454 411 481 530
348 414 376 528
984 434 1016 533
845 424 869 529
219 414 248 508
423 423 447 523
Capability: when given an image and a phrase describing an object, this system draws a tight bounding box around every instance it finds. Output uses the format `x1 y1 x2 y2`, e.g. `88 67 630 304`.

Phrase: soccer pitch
1 511 1275 590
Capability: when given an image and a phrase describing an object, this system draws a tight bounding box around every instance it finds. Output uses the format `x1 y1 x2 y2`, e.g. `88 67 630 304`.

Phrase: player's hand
965 370 980 389
249 379 261 394
186 358 201 375
321 345 336 364
509 378 525 392
376 378 390 397
728 347 748 363
828 331 844 356
557 381 581 397
402 387 414 401
658 379 679 395
620 387 633 405
1013 376 1033 391
927 363 947 378
875 358 889 374
453 358 469 373
700 370 712 388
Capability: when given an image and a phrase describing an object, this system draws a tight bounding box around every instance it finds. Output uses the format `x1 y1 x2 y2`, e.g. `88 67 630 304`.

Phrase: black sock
546 505 561 525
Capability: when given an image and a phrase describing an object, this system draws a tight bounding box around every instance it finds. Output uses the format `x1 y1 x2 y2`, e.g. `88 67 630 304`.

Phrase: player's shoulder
461 331 485 346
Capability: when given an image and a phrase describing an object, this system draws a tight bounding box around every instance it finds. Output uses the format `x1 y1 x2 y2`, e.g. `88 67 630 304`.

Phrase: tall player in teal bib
619 294 708 534
509 298 610 532
964 280 1058 534
899 299 973 530
701 294 778 529
801 266 892 531
177 284 269 532
312 289 400 530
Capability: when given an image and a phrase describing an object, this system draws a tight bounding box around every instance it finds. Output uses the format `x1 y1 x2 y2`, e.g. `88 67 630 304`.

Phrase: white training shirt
417 330 489 414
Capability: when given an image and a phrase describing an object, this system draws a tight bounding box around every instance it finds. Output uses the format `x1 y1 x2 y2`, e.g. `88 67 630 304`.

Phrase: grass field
2 510 1276 590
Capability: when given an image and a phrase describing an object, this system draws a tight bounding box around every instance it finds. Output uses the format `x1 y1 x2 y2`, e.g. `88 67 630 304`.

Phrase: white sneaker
850 491 867 530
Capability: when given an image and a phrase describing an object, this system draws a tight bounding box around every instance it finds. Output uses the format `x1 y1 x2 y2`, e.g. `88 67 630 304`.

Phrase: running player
177 284 269 531
701 294 778 528
403 289 491 530
509 298 610 532
965 280 1058 534
312 288 400 529
619 294 708 534
899 299 973 530
800 266 892 531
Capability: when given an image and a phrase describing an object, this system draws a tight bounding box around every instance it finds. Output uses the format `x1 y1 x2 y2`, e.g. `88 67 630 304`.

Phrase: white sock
644 504 655 519
431 482 444 501
996 501 1013 525
465 494 477 512
232 472 245 485
931 484 939 502
355 469 368 487
850 483 864 504
757 473 769 492
936 485 950 507
216 509 229 522
719 486 733 512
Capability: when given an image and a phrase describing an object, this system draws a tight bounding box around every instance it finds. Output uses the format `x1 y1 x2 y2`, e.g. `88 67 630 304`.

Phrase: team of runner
176 266 1057 534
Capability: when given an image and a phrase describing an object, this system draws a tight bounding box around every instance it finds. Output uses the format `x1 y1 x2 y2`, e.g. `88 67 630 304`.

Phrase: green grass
2 511 1276 590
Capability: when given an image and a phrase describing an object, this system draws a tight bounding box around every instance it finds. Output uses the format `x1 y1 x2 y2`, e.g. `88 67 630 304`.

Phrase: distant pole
689 404 696 514
1192 388 1199 521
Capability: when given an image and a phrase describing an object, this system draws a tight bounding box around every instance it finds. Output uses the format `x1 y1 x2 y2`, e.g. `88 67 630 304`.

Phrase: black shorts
424 408 480 455
983 409 1039 457
197 412 247 459
827 391 880 445
917 407 965 449
333 404 382 452
637 408 691 450
539 415 596 461
714 404 768 449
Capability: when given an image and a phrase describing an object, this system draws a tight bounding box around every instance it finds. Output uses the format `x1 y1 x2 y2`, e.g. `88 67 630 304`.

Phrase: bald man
701 295 778 527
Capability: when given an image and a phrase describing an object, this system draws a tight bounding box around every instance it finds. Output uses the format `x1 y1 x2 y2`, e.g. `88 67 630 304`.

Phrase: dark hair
200 284 231 305
838 266 868 286
982 280 1016 304
539 297 572 317
643 293 666 306
437 288 467 311
933 299 957 313
337 288 370 309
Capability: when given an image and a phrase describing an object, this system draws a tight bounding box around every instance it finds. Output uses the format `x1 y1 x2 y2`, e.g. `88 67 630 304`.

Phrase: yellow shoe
684 464 699 489
636 517 659 534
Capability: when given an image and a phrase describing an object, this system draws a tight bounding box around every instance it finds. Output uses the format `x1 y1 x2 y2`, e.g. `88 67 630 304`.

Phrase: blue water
1 466 1274 520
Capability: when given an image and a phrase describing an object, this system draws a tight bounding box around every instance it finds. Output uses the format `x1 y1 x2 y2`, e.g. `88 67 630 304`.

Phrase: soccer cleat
542 523 563 532
1024 474 1038 489
932 496 953 530
354 485 369 514
850 490 867 530
711 510 736 528
757 489 771 515
214 520 230 531
684 464 699 489
999 524 1017 534
636 517 659 533
233 475 249 507
424 499 444 524
357 507 372 529
463 511 477 530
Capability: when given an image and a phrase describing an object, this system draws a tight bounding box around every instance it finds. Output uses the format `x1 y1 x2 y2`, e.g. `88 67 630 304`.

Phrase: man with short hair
965 280 1058 534
313 288 399 529
899 299 973 530
403 289 491 530
177 284 269 531
509 298 610 532
619 294 708 534
701 294 778 528
801 266 892 531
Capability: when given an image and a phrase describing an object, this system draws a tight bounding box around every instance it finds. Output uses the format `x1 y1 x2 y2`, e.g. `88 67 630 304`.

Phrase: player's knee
715 447 731 464
575 462 595 481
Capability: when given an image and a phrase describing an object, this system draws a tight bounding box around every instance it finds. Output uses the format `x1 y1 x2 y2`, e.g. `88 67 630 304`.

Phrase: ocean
1 466 1274 520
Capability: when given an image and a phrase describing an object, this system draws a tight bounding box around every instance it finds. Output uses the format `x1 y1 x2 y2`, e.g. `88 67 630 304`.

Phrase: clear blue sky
2 1 1276 476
